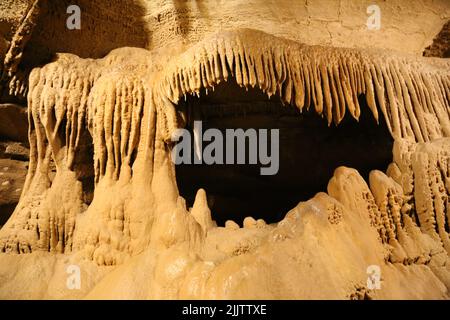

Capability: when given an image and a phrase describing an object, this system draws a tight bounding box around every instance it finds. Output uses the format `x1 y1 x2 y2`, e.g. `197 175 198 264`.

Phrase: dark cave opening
175 81 394 227
46 118 95 207
73 128 95 206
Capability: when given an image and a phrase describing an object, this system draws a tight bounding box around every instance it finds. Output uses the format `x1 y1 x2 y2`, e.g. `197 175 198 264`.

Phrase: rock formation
0 0 449 299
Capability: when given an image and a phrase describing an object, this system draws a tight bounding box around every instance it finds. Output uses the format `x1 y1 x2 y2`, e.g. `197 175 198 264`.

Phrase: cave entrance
175 81 393 226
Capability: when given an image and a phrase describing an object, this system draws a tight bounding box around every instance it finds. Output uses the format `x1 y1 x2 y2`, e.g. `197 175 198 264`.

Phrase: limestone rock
0 159 27 226
0 0 449 301
1 141 29 160
424 20 450 58
0 104 28 142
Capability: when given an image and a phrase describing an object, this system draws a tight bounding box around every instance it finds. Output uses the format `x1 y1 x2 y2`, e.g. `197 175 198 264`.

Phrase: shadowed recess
175 81 394 226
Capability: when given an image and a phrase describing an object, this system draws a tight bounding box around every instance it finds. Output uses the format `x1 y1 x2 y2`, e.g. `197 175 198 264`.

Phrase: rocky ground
0 103 29 226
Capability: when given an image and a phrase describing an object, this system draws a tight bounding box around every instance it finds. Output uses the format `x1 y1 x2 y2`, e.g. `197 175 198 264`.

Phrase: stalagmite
190 189 215 233
0 21 449 299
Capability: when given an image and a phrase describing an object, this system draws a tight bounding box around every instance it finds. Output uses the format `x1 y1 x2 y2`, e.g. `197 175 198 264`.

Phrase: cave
175 82 394 226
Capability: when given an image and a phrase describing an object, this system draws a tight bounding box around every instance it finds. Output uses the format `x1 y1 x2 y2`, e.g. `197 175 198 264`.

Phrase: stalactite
0 0 42 100
0 29 448 274
158 29 449 142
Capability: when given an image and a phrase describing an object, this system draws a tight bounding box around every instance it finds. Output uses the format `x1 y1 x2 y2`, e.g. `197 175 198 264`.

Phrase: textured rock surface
0 0 449 300
22 0 450 56
1 0 449 100
0 159 27 226
424 21 450 58
0 0 31 64
0 104 28 142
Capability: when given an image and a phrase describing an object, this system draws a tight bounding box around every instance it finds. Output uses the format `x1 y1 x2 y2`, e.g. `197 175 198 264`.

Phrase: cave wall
2 0 450 79
424 20 450 58
141 0 450 54
0 0 449 300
